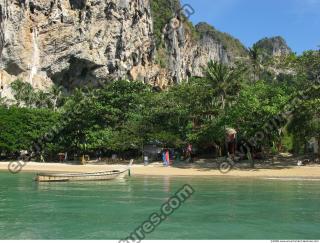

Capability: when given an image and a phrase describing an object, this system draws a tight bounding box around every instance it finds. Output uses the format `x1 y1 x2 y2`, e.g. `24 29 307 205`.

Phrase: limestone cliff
0 0 290 96
253 36 294 78
161 21 248 82
254 36 292 57
0 0 158 91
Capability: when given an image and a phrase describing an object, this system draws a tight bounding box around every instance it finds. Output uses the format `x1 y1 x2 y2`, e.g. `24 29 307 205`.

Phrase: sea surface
0 172 319 239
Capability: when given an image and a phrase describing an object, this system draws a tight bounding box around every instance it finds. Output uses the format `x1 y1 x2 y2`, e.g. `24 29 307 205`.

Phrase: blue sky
181 0 320 54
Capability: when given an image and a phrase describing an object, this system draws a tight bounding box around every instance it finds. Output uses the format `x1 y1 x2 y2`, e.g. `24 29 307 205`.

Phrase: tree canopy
1 49 319 162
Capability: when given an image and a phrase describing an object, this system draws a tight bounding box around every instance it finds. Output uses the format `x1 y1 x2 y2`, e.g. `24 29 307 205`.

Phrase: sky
181 0 320 54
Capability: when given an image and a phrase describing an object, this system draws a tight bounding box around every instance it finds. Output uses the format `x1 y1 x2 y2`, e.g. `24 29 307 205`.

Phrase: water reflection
163 176 171 193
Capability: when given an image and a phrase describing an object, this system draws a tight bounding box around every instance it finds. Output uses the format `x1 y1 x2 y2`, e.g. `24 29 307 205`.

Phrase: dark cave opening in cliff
29 2 35 14
49 56 103 89
4 62 24 77
69 0 86 10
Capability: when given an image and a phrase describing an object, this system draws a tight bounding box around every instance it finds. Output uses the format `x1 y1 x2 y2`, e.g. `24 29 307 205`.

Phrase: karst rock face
0 0 248 95
0 0 158 90
162 19 231 84
254 36 292 57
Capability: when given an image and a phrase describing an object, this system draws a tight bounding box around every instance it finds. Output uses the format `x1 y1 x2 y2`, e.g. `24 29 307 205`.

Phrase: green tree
295 50 320 87
248 45 263 81
57 80 151 154
10 80 36 107
48 85 64 112
34 90 50 108
225 81 291 166
0 107 59 155
288 50 320 157
203 60 246 111
288 92 320 156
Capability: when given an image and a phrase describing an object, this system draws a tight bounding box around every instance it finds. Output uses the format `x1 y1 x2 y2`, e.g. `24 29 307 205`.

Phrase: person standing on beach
185 144 193 162
162 149 167 166
165 150 170 166
226 128 237 160
96 150 102 161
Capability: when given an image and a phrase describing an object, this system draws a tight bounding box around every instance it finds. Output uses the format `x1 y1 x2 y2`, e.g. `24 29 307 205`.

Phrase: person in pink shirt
165 150 170 166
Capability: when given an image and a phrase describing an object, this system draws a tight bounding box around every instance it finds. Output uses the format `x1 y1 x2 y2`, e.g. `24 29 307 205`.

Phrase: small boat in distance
35 160 133 183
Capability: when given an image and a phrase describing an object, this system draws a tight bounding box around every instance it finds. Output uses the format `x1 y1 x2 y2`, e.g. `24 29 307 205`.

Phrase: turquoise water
0 172 320 240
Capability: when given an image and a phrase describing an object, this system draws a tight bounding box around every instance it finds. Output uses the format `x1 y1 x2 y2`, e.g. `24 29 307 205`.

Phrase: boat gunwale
36 170 125 178
35 159 133 182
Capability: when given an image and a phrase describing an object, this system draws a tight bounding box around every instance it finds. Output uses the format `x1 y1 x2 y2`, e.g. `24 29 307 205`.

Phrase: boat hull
35 170 127 182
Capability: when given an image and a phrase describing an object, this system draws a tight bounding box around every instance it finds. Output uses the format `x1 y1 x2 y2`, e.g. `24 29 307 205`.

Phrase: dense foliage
0 49 319 163
0 107 59 155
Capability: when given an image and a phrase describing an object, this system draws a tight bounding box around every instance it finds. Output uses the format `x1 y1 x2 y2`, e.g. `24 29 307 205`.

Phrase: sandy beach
0 160 320 178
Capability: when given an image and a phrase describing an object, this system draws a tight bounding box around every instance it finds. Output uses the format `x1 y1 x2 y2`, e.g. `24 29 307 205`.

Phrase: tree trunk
53 98 58 112
293 136 300 155
304 142 308 154
248 151 254 168
318 136 320 160
221 95 225 110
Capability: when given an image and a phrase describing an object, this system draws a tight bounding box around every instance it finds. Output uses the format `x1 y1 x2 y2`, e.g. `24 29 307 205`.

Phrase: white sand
0 161 320 178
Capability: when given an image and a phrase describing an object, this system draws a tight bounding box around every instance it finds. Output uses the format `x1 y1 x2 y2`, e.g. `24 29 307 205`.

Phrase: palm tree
203 60 247 157
49 85 63 112
248 45 262 81
203 60 246 110
34 90 50 108
10 79 25 107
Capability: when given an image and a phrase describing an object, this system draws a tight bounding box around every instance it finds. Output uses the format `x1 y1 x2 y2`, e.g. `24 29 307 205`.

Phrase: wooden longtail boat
35 160 133 182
